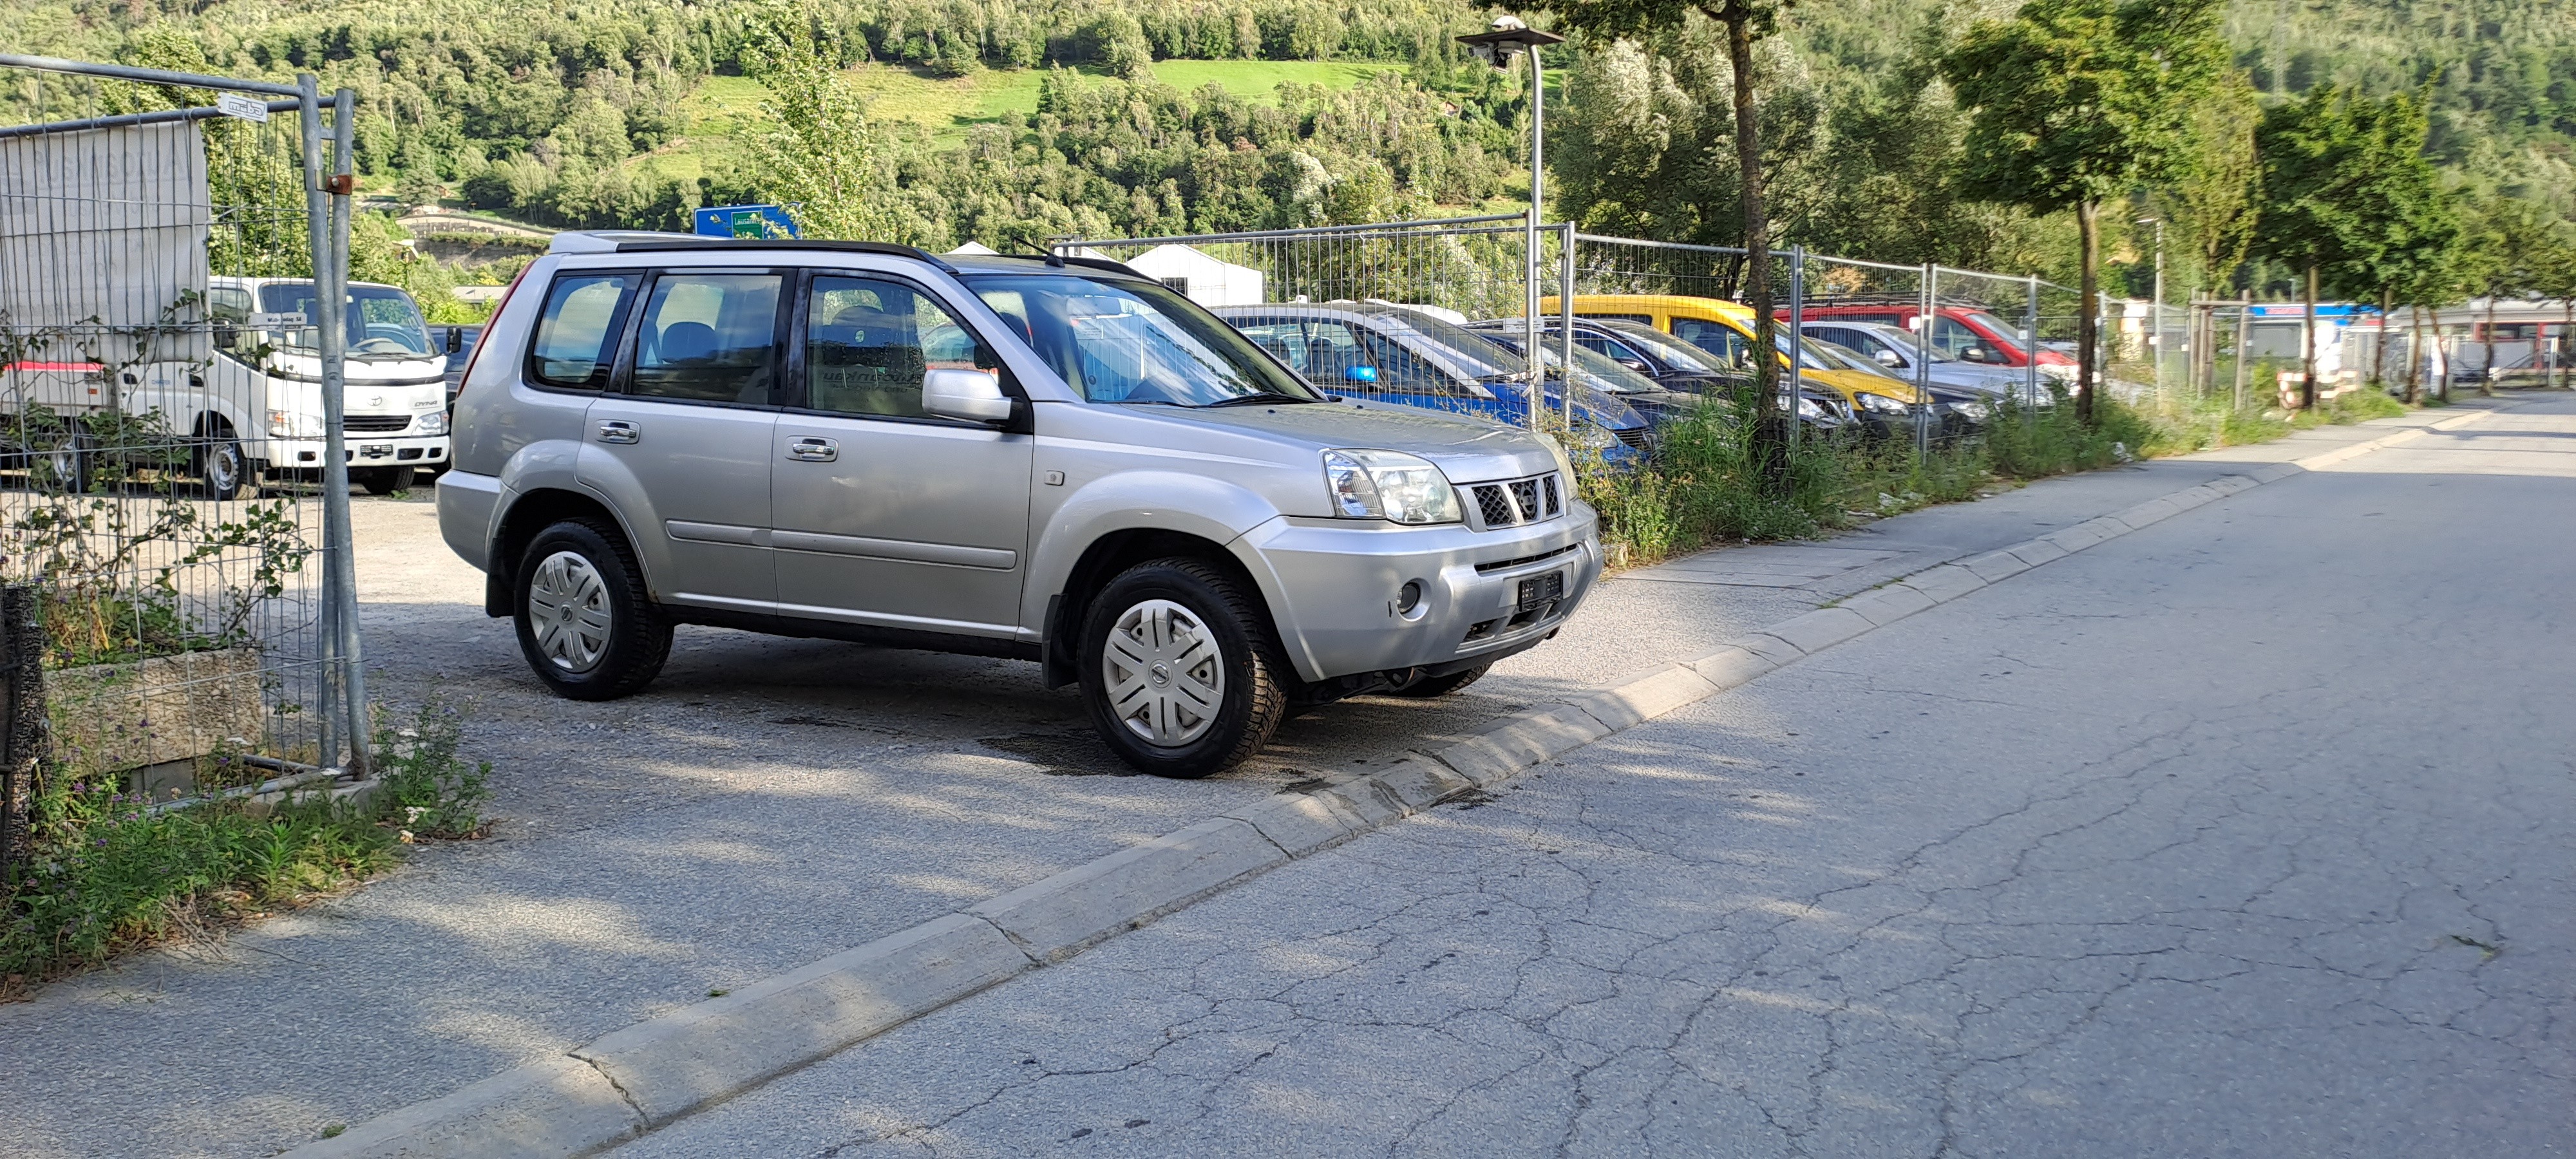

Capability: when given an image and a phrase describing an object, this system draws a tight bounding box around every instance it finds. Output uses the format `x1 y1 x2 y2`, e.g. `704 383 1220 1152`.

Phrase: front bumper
255 434 451 470
1238 504 1605 683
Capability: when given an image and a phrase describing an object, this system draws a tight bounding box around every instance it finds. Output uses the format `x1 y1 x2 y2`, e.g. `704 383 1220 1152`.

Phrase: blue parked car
1213 302 1653 464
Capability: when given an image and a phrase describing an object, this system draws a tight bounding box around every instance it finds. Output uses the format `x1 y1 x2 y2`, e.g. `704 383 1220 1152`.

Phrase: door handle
596 420 638 444
786 437 838 462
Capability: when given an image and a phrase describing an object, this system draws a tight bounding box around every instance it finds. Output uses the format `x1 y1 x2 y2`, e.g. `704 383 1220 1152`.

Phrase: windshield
256 283 435 361
1958 311 2028 357
965 275 1320 406
1367 310 1527 382
1814 340 1906 380
1595 321 1728 374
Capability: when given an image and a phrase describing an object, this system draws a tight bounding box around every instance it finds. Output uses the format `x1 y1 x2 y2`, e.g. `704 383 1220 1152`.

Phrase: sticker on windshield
250 312 307 327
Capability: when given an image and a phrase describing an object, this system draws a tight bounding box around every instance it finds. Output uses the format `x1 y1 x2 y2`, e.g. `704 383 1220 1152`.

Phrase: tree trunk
2479 294 2497 395
2076 200 2100 425
1724 3 1787 482
2562 300 2573 391
2300 263 2319 410
2374 285 2392 391
2406 303 2425 400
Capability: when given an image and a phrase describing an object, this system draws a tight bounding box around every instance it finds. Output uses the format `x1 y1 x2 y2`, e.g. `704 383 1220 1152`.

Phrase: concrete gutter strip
280 406 2508 1159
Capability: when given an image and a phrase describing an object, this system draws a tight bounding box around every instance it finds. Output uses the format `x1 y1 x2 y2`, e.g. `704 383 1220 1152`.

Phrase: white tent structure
947 240 998 254
1119 243 1264 306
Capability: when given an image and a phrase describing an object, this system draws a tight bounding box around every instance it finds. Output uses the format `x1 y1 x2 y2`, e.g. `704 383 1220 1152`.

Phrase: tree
2536 220 2576 391
2252 84 2365 408
2157 70 2262 300
740 3 900 242
1525 0 1799 474
1940 0 2230 424
2456 195 2553 393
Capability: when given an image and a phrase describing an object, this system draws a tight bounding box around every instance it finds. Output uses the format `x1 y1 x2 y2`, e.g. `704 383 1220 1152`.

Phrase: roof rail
596 235 960 275
985 251 1151 280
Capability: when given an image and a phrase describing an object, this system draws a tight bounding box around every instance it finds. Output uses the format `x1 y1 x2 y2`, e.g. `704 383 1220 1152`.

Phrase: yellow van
1542 294 1926 420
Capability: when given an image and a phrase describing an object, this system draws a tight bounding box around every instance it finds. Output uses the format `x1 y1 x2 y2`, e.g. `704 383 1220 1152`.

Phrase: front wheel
31 427 90 494
1081 558 1290 778
1388 663 1490 699
196 435 247 500
513 519 672 701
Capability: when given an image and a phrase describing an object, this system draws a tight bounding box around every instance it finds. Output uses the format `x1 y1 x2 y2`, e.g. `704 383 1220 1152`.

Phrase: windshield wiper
1204 390 1321 407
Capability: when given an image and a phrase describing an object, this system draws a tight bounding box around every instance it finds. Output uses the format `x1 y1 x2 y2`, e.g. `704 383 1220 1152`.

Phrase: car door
577 269 785 612
769 272 1034 637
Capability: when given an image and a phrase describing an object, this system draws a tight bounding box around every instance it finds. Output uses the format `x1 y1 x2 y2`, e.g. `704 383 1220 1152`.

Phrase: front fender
1022 467 1283 630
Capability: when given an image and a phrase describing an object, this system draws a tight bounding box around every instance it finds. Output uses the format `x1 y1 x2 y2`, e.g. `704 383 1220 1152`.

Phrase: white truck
0 276 452 497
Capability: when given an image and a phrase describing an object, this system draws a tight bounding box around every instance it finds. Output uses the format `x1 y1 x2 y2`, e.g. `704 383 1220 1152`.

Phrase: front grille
1467 471 1569 530
1613 426 1652 450
1473 543 1582 574
344 414 412 433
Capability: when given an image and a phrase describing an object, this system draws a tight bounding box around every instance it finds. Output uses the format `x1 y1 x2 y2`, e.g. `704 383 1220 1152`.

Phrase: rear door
768 272 1034 637
577 269 785 612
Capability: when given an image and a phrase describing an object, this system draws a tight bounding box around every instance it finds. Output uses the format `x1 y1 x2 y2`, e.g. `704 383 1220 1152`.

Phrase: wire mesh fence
0 57 368 836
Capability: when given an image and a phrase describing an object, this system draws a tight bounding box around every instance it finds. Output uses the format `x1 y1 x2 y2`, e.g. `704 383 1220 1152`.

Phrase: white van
204 276 453 494
3 277 452 498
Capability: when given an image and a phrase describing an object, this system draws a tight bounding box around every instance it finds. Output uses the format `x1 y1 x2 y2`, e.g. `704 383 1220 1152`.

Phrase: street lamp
2136 216 2164 394
1459 15 1564 430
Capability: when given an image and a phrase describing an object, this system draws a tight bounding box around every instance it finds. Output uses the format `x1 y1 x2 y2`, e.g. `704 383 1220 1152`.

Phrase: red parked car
1783 302 2074 372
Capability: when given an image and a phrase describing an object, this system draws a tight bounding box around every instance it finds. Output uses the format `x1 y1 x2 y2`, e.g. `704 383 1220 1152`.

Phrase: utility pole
1459 15 1564 433
2137 216 2164 399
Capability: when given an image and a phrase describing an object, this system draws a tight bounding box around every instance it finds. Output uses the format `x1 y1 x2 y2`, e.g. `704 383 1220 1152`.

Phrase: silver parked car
1799 320 2043 400
437 233 1603 777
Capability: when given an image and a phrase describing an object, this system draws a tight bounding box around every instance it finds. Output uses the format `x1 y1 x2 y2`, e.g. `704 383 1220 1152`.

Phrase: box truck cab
204 276 453 494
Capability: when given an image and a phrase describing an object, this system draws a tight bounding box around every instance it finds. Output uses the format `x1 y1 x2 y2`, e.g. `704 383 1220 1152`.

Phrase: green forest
5 0 2571 302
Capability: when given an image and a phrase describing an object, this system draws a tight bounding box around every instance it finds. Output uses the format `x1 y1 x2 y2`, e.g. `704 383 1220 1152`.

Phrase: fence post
1916 263 1935 457
0 586 42 875
297 73 341 769
2024 275 2041 419
327 89 372 774
1786 246 1803 449
1558 222 1575 432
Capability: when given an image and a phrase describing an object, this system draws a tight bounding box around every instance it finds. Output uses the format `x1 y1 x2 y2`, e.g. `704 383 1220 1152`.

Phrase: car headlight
267 409 322 438
413 410 448 436
1951 400 1990 420
1797 395 1826 421
1323 449 1463 525
1855 392 1911 415
1542 433 1577 482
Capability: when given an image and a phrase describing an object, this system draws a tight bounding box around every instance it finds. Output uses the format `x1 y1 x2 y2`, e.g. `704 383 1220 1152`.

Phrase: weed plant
1 697 491 988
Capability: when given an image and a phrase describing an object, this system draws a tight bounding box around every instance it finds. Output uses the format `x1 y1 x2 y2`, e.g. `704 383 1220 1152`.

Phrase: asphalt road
609 395 2576 1158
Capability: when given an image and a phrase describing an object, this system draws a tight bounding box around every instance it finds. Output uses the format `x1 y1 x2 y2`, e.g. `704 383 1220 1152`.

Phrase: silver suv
437 233 1602 776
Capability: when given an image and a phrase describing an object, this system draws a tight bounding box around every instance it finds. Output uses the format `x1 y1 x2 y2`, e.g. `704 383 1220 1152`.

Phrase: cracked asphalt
606 396 2576 1158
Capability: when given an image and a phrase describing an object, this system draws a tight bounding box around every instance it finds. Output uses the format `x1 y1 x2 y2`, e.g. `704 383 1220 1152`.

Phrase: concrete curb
281 406 2508 1158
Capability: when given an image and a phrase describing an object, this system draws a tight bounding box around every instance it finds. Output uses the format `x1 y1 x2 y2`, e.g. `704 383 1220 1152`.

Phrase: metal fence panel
0 59 364 820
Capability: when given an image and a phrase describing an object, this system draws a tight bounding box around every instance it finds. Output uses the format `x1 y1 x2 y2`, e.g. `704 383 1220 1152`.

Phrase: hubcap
209 444 240 492
527 550 612 674
1103 598 1225 748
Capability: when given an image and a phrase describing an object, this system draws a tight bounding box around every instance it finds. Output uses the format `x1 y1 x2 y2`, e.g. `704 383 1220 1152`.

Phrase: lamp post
1459 15 1564 432
2136 216 2164 395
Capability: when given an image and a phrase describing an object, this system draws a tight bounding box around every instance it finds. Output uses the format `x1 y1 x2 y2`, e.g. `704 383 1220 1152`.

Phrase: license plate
1516 572 1565 611
359 443 394 458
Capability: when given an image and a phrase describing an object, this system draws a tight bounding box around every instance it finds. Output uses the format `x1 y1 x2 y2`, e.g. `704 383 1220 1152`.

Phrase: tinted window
805 276 992 419
1932 316 1989 361
630 273 782 404
529 273 638 391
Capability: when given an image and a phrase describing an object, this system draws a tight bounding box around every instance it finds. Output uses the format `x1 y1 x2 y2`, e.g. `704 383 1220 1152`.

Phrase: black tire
1389 663 1491 699
356 465 415 495
1079 558 1290 778
196 431 247 500
513 518 672 701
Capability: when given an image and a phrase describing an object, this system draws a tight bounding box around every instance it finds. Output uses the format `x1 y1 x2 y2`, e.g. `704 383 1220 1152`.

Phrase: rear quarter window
528 272 639 391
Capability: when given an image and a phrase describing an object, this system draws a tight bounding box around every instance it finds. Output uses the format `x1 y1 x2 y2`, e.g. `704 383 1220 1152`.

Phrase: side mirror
922 368 1014 423
1962 346 1990 363
1873 348 1902 367
446 326 463 354
1344 365 1380 383
1618 359 1649 373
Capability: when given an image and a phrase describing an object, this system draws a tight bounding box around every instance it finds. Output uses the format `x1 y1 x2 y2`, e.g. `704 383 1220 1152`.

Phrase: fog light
1396 580 1423 615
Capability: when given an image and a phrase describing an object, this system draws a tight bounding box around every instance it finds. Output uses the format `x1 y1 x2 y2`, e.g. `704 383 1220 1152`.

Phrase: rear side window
1671 318 1753 371
529 273 638 391
630 273 784 404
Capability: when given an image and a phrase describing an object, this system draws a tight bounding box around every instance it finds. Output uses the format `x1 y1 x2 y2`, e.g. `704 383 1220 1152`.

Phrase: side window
1352 329 1461 395
1932 317 1986 361
529 273 639 391
630 273 782 404
804 276 994 419
1577 334 1644 366
1230 320 1307 373
209 287 257 358
1672 319 1751 370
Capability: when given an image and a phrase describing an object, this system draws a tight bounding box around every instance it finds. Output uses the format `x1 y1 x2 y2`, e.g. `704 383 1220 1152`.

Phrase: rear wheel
1080 558 1289 778
31 427 90 494
1388 663 1491 699
513 518 672 701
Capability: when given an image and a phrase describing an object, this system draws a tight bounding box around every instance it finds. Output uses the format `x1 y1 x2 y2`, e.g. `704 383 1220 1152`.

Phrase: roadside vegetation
1583 383 2421 570
0 696 490 993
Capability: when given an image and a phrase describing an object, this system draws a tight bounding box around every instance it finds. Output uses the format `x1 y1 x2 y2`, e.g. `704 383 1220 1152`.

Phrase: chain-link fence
0 56 369 853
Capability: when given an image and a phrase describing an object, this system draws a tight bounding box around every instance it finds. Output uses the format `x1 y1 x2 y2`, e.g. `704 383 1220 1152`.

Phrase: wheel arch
1041 527 1280 690
484 486 642 618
